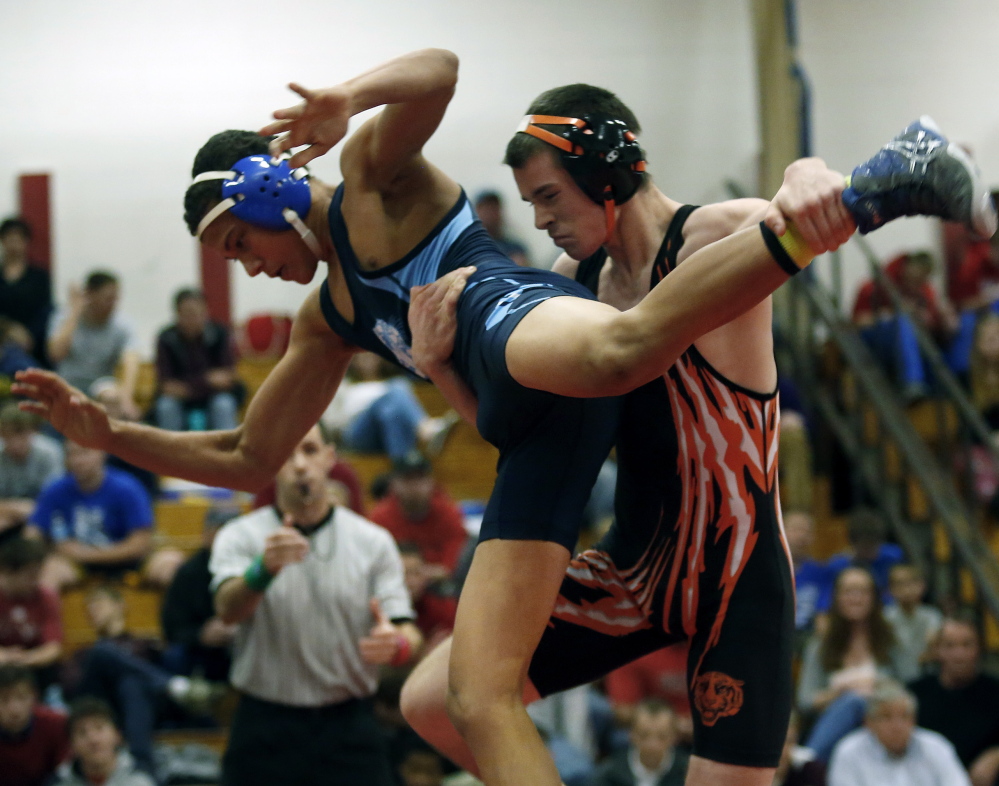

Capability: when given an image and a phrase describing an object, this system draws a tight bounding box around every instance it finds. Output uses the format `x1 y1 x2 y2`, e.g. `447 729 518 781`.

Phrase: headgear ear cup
517 113 647 239
192 155 322 258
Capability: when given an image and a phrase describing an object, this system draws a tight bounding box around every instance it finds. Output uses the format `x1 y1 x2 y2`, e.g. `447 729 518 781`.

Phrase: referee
210 424 422 786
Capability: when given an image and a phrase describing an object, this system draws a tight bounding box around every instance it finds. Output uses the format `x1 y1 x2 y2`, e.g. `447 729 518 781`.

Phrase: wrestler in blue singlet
319 184 618 551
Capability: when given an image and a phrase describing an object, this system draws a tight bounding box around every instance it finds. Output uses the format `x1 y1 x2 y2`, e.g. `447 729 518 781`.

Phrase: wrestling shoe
842 116 997 238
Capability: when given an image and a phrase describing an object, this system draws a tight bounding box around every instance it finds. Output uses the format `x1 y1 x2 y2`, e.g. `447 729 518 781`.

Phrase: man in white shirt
828 681 970 786
210 424 422 786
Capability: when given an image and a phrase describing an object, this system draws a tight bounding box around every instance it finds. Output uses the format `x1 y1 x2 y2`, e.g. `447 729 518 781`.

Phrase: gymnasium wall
1 0 996 353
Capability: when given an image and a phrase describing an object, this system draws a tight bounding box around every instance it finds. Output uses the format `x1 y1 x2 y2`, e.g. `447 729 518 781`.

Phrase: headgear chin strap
516 113 647 241
192 154 323 259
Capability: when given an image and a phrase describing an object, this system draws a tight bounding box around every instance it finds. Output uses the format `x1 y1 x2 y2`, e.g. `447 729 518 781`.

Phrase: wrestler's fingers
260 120 294 139
289 144 330 169
287 82 313 101
763 202 786 237
18 402 49 418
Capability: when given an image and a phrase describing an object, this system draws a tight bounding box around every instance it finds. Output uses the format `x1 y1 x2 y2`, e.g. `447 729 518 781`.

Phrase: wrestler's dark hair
820 566 896 673
183 130 274 236
504 84 643 169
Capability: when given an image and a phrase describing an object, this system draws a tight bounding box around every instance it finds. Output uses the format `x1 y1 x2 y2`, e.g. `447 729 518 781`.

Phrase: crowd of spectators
2 207 999 786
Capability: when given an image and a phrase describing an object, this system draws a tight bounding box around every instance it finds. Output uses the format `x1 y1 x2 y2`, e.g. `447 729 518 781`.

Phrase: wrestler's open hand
409 266 475 376
261 83 351 168
359 598 402 666
12 369 111 449
763 157 856 255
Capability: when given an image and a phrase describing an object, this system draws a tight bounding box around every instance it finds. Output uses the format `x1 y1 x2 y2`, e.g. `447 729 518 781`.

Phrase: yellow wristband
776 223 815 269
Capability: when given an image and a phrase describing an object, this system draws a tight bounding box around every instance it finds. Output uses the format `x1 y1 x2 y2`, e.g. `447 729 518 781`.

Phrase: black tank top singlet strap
574 251 607 296
576 205 701 298
657 204 700 276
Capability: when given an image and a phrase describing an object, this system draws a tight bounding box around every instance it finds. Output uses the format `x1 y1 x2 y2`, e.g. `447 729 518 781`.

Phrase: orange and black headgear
516 112 647 237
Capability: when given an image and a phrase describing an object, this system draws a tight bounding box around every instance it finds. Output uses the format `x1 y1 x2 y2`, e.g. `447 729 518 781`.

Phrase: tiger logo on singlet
692 672 745 726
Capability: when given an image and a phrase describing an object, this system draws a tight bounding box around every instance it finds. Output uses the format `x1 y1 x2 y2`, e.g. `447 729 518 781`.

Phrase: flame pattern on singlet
551 205 789 682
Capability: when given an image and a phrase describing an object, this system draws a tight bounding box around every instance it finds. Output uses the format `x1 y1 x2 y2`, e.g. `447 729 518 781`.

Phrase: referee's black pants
222 693 394 786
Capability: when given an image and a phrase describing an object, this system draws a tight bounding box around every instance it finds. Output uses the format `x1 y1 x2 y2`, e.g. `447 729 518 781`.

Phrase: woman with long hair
796 565 904 761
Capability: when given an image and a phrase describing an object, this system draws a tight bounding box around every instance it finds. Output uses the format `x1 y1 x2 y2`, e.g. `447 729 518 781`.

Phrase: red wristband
390 633 412 667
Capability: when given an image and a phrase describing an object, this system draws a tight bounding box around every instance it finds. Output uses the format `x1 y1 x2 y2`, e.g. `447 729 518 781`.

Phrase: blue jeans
77 640 173 776
805 691 867 762
342 378 428 460
156 391 239 431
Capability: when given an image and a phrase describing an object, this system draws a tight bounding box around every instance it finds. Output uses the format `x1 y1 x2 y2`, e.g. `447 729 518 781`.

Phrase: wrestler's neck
305 179 339 265
602 184 681 281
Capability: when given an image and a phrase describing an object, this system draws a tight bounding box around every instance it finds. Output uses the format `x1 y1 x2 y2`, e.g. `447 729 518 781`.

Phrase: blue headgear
192 154 322 258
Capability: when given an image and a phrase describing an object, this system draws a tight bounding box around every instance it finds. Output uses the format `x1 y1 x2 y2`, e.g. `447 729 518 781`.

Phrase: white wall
0 0 756 355
6 1 996 355
797 0 999 302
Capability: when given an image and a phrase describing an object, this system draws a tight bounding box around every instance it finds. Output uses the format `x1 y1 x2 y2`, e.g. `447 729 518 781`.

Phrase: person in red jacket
851 251 958 397
0 664 69 786
368 451 467 578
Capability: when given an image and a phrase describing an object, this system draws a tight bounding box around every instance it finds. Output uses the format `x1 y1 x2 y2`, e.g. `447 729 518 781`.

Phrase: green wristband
243 555 274 593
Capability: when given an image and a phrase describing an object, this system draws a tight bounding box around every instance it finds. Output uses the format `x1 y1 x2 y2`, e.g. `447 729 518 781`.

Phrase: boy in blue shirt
28 441 152 588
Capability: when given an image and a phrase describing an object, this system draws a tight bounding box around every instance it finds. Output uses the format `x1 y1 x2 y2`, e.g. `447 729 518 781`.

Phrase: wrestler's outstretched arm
410 157 852 403
14 289 353 491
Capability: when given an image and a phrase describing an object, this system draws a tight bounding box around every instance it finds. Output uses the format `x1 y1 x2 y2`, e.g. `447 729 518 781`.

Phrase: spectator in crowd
953 214 999 312
852 251 959 399
88 379 160 499
161 504 238 682
0 664 69 786
823 508 904 606
944 220 999 382
63 585 220 778
154 288 241 432
961 314 999 513
51 697 154 786
28 441 153 589
252 427 365 515
785 510 829 636
369 450 466 578
590 699 689 786
604 643 693 745
0 538 62 688
0 218 52 362
0 318 42 392
473 190 531 267
321 351 458 462
908 614 999 782
773 711 826 786
527 686 601 786
209 424 421 786
797 566 904 762
0 405 63 537
827 681 969 786
400 542 457 658
47 271 141 419
884 564 942 683
969 313 999 429
778 375 814 513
